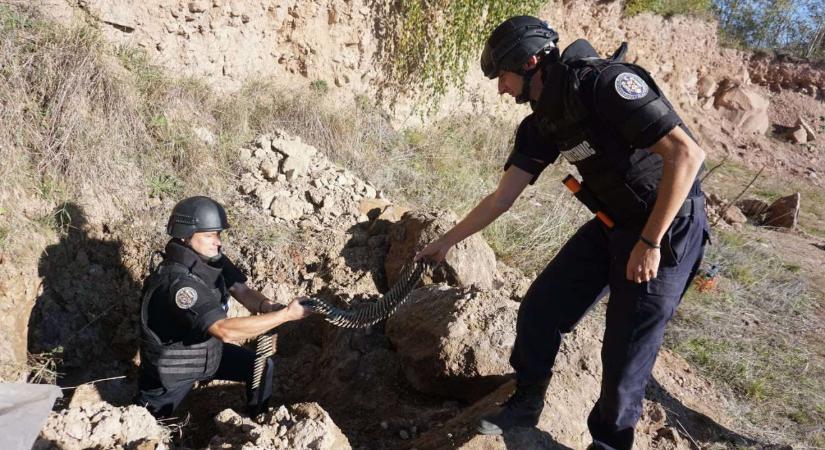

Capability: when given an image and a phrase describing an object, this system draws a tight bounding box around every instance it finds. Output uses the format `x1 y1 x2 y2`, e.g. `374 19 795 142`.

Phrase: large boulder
385 210 497 290
714 85 770 135
764 193 800 229
385 284 517 401
208 403 350 450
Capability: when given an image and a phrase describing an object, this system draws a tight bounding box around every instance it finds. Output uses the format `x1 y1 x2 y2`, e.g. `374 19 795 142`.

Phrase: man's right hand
415 238 452 263
285 297 313 321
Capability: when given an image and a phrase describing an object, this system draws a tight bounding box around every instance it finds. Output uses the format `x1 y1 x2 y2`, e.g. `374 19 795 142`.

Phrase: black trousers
511 211 707 450
135 342 274 418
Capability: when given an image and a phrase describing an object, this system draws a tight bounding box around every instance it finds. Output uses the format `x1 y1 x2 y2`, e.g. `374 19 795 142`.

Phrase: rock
723 206 747 226
790 127 808 144
495 261 533 302
64 412 90 440
714 85 770 134
260 158 280 180
306 188 326 206
335 173 353 186
357 198 390 218
377 204 409 223
254 185 277 210
209 403 350 449
764 193 800 229
272 133 317 180
282 154 312 180
239 148 257 171
270 195 306 221
193 126 216 145
697 76 717 98
239 172 258 195
386 210 498 290
272 133 317 159
797 117 817 141
188 0 209 13
68 383 102 409
89 410 121 447
320 194 343 217
119 405 163 445
736 198 769 221
257 134 273 150
131 440 160 450
362 184 377 199
386 284 517 401
707 192 725 207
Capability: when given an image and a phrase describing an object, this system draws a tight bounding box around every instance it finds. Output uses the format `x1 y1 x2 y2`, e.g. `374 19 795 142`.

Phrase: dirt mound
35 401 166 450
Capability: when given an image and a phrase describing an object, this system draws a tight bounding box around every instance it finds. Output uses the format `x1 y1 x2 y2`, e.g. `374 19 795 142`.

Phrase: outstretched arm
415 165 535 262
207 298 310 343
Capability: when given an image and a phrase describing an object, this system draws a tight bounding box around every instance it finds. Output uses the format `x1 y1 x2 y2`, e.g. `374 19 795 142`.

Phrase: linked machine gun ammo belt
252 260 433 390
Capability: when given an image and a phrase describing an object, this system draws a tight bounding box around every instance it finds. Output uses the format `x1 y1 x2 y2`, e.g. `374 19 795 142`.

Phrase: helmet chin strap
515 47 559 104
515 68 539 104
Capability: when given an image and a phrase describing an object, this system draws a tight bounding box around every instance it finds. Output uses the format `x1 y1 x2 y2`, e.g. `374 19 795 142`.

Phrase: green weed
148 174 181 199
310 79 329 95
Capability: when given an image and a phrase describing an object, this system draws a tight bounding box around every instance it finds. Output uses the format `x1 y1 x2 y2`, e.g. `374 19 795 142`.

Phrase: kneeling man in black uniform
135 196 311 418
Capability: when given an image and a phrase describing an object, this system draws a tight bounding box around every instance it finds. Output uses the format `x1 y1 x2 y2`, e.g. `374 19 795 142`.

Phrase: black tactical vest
533 40 694 226
139 253 227 387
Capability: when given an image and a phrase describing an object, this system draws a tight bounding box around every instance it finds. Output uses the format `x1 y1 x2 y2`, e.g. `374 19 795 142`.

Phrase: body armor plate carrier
139 262 224 387
534 40 695 226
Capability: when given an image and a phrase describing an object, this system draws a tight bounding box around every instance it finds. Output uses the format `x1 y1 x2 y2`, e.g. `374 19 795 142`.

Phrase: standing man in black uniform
416 16 709 450
135 196 311 418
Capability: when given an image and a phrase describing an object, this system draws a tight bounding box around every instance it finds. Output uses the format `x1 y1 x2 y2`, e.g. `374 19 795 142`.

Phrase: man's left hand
626 241 661 283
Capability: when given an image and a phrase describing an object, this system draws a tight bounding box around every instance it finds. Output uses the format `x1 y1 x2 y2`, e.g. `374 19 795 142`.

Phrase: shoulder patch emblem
614 72 649 100
175 287 198 309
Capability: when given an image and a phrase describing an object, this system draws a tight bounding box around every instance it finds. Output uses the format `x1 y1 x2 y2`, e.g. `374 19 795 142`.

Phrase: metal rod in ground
713 165 764 227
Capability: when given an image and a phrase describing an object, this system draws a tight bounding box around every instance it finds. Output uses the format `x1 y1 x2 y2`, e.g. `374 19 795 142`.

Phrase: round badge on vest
614 72 649 100
175 287 198 309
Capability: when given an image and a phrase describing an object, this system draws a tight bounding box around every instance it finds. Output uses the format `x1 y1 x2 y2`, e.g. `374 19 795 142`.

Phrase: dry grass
0 5 246 255
701 158 825 238
26 347 64 385
667 229 824 447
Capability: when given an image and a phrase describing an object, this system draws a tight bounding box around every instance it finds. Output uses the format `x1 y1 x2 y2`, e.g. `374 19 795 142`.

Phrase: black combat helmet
166 196 229 239
480 15 559 79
